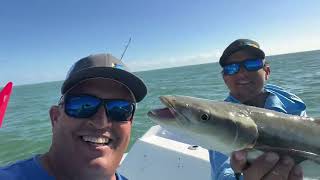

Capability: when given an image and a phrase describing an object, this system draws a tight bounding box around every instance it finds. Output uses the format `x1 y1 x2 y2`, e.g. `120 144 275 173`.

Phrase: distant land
3 49 319 88
136 49 320 73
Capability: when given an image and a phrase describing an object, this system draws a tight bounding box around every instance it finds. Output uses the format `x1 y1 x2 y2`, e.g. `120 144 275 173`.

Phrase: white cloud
264 42 320 56
128 49 221 72
262 33 320 56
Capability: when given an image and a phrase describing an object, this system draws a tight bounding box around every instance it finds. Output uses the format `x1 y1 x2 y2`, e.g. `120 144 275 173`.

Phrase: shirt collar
225 87 283 110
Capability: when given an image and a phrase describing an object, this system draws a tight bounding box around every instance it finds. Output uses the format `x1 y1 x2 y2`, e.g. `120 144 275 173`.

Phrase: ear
49 105 61 128
263 64 270 80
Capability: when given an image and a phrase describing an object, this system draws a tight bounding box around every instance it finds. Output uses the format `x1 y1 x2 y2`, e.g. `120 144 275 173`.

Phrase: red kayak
0 82 13 127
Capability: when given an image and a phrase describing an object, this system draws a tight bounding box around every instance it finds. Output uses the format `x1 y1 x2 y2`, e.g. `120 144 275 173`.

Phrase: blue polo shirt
0 155 128 180
209 84 307 180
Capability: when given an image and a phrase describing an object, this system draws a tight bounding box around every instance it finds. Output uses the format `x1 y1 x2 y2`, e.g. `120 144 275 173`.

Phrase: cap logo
112 63 125 70
245 42 259 48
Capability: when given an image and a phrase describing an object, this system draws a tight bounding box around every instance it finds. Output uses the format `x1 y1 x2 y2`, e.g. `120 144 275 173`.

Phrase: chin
87 156 118 175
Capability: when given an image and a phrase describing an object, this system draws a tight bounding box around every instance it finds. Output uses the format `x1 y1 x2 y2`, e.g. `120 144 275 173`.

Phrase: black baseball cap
219 39 265 66
61 53 147 102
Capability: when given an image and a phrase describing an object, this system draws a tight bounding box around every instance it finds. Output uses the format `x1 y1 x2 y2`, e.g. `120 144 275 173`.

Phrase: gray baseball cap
61 53 147 102
219 39 265 67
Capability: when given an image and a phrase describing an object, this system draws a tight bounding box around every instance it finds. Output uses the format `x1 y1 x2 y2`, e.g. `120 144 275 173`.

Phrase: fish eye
200 113 210 121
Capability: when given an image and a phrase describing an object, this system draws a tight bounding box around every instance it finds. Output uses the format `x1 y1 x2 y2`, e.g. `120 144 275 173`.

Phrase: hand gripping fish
148 95 320 178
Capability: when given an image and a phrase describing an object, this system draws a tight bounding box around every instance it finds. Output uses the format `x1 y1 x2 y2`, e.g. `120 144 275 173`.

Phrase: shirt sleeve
209 150 243 180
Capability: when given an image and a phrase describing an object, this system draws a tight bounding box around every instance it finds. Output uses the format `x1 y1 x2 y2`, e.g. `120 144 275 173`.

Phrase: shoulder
265 84 302 101
0 155 53 180
264 84 306 116
0 157 34 179
1 156 35 171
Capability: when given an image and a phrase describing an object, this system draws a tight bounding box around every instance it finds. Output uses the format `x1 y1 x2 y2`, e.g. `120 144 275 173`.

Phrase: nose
88 105 112 129
236 65 248 76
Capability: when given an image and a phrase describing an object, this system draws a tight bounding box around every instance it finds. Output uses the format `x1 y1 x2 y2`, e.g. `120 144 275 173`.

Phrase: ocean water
0 50 320 168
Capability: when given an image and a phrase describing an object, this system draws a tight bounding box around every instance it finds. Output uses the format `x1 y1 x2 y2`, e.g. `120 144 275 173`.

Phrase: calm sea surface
1 50 320 166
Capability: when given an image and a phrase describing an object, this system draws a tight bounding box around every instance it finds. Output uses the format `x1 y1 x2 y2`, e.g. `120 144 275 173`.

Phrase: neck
242 91 269 108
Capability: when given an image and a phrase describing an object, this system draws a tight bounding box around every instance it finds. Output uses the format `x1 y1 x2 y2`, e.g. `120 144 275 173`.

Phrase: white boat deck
118 125 211 180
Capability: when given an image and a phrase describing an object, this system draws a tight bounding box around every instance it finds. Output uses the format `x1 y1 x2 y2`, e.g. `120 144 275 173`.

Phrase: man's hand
231 150 303 180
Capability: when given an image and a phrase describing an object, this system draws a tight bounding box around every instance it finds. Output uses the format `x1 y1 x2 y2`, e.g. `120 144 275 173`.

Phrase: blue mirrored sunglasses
64 94 135 122
222 59 264 75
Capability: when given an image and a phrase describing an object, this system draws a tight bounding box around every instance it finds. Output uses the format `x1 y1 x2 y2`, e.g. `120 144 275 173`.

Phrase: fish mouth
147 96 177 121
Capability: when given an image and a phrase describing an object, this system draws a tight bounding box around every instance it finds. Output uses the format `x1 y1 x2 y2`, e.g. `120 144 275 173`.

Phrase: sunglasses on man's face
222 59 264 75
63 94 135 122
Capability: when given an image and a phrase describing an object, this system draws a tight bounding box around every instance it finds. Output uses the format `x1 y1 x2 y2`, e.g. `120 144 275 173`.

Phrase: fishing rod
0 82 13 127
120 37 132 60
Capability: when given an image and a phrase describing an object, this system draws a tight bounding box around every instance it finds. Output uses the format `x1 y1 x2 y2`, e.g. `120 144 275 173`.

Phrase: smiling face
222 50 270 103
47 78 135 180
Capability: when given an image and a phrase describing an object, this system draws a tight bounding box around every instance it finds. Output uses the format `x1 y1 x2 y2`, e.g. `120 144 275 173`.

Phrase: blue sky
1 0 319 86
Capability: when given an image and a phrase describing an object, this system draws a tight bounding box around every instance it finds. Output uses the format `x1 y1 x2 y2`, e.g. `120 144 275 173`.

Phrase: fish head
148 95 258 153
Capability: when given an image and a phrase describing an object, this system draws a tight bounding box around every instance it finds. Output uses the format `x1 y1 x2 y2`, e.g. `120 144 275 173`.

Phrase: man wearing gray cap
210 39 307 180
0 53 147 180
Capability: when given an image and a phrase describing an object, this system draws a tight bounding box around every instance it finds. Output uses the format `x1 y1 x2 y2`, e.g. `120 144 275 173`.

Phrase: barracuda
147 95 320 178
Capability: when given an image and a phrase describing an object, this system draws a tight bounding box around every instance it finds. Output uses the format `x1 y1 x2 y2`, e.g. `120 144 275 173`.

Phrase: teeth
82 136 110 144
238 81 249 84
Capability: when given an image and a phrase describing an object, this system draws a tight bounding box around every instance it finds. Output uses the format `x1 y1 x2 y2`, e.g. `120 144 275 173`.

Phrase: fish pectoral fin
255 146 320 164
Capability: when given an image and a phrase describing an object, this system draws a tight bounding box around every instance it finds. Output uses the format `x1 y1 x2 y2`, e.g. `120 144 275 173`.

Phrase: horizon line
5 48 320 87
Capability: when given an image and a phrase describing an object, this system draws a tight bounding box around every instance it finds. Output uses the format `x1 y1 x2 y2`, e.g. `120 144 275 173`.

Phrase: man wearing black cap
0 53 147 180
209 39 307 180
